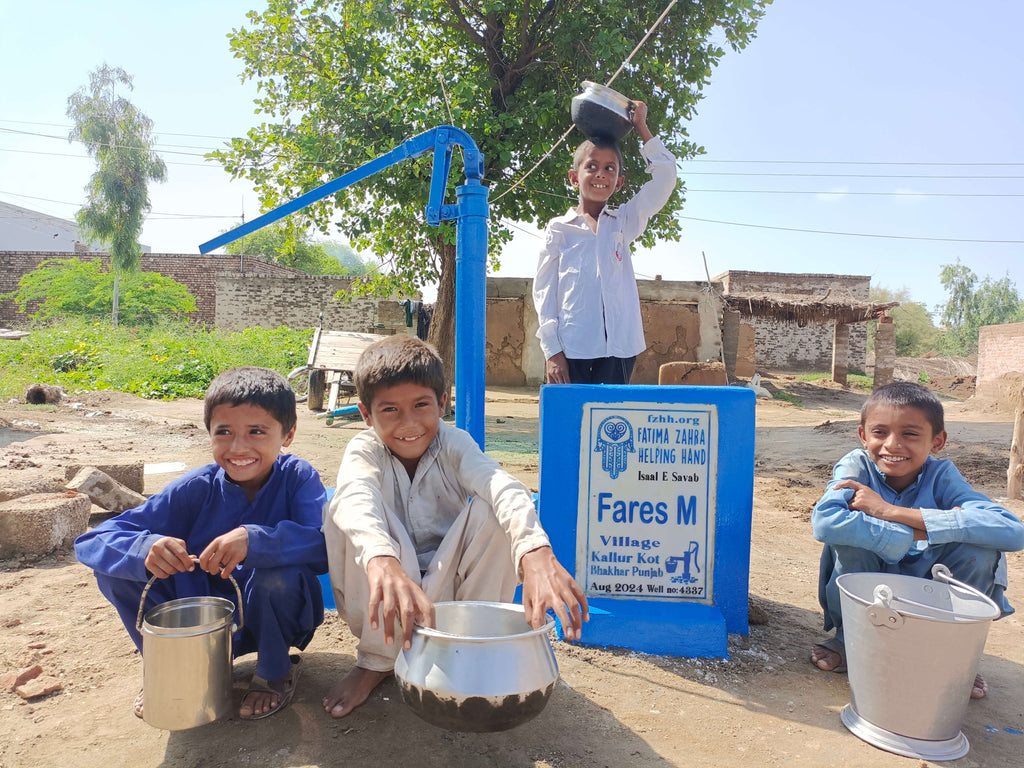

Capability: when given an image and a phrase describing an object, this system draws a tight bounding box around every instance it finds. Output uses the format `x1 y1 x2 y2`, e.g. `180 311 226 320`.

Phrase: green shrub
0 319 312 401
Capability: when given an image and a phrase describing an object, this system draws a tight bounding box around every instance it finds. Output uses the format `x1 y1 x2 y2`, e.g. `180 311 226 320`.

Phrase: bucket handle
867 584 905 629
930 563 980 596
866 564 992 627
135 557 245 632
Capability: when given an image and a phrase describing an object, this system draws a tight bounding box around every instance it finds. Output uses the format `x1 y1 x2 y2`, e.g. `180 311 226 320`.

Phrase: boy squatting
75 367 328 720
810 381 1024 699
321 334 588 718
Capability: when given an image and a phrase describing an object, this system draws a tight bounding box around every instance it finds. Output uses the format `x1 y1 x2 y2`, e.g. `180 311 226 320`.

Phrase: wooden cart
304 328 391 414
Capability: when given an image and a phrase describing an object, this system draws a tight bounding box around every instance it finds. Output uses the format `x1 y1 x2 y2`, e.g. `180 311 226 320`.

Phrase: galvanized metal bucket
135 571 243 731
837 564 999 761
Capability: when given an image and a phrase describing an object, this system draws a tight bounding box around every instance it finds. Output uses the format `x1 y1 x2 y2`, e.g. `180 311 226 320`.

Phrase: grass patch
772 391 802 407
794 371 873 391
0 318 313 400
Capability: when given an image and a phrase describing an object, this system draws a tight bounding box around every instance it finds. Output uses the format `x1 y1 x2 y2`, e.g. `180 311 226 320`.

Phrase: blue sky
2 1 1021 317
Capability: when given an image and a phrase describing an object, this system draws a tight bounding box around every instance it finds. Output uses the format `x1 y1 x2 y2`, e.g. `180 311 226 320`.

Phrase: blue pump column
454 181 489 448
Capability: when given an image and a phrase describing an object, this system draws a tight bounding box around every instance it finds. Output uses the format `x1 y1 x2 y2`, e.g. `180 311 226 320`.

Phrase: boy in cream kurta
322 335 587 718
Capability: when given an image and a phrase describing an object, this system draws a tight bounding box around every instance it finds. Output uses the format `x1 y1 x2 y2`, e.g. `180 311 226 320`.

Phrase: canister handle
135 556 245 632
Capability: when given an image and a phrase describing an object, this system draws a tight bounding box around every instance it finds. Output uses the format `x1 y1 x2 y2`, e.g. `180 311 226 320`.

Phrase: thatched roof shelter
722 292 899 327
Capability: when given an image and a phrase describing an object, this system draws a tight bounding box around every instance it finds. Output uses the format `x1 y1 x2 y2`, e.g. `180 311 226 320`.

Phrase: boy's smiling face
360 382 446 475
209 402 295 497
858 403 946 491
569 144 624 209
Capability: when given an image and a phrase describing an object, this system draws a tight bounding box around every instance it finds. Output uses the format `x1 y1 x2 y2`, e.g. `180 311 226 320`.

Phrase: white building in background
0 200 150 253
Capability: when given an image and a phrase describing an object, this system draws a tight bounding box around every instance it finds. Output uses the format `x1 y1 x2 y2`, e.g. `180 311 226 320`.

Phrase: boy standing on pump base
322 335 587 718
533 97 678 385
75 367 328 720
811 382 1024 698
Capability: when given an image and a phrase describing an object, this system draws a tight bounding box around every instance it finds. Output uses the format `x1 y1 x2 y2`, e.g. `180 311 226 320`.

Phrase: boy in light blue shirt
810 382 1024 698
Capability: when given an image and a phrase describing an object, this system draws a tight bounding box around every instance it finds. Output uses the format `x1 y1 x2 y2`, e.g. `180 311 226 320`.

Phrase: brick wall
977 322 1024 399
716 270 871 371
1 250 303 327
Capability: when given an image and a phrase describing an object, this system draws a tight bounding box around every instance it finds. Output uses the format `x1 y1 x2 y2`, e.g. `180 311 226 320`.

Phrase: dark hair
203 366 296 434
354 335 445 409
861 381 944 435
572 137 624 176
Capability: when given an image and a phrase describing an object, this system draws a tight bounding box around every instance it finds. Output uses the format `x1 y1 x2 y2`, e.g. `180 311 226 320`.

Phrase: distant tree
322 241 372 277
938 262 1023 355
223 220 346 274
2 258 195 325
868 286 939 357
66 64 167 327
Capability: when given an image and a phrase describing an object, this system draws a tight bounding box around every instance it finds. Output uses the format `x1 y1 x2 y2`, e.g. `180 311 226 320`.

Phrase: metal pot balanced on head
571 80 635 143
394 601 559 732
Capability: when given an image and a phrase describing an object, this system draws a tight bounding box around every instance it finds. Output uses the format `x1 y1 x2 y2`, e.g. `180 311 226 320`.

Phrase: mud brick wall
977 322 1024 400
716 270 871 372
0 250 302 327
488 277 722 386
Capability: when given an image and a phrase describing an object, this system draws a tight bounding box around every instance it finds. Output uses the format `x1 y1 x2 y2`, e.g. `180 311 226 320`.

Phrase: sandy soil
1 372 1022 768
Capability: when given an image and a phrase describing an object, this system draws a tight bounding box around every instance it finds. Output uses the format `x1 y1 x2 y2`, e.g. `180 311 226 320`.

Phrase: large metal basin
394 601 558 732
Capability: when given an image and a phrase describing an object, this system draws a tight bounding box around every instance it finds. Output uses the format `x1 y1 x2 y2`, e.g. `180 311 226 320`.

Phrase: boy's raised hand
630 99 653 143
366 555 435 650
519 546 589 640
145 536 195 579
198 527 249 578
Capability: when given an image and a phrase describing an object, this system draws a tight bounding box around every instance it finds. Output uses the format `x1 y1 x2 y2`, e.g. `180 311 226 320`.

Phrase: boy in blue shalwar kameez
75 367 328 720
811 381 1024 699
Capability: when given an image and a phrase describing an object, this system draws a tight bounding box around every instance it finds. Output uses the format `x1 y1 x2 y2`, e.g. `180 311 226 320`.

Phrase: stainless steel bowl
394 601 559 732
571 80 635 142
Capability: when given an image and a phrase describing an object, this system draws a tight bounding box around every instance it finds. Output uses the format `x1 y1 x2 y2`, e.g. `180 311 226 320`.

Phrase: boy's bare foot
971 673 988 699
322 666 392 719
809 637 846 672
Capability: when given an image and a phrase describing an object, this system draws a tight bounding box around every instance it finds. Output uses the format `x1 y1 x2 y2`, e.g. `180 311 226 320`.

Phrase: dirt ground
1 370 1023 768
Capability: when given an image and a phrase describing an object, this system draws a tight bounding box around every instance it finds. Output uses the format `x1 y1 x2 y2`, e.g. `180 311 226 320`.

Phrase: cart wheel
307 369 327 411
287 365 310 403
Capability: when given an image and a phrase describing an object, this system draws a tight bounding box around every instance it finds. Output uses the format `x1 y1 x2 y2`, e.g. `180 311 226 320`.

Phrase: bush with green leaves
1 257 196 325
0 319 312 401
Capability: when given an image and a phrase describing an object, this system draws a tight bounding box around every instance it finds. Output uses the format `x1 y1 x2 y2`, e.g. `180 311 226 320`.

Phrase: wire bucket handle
135 556 245 632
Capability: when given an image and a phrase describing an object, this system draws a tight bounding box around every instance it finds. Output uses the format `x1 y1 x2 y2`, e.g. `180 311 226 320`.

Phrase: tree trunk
427 240 457 417
112 272 121 328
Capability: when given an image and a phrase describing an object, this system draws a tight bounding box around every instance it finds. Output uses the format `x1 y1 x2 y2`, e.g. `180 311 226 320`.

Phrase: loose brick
15 675 63 700
0 664 42 692
65 466 146 514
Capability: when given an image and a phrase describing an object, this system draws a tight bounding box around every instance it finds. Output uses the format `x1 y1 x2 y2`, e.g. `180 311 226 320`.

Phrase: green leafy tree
67 64 167 327
2 258 196 326
215 0 769 380
938 261 1023 355
868 286 939 357
223 220 352 274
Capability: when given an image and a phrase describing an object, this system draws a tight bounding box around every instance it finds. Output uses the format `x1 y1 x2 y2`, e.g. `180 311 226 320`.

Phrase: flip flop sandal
811 636 847 673
133 688 144 719
240 655 301 720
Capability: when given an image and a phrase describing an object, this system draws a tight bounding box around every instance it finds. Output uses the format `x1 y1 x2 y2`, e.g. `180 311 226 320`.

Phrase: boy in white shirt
322 335 587 718
533 98 678 384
